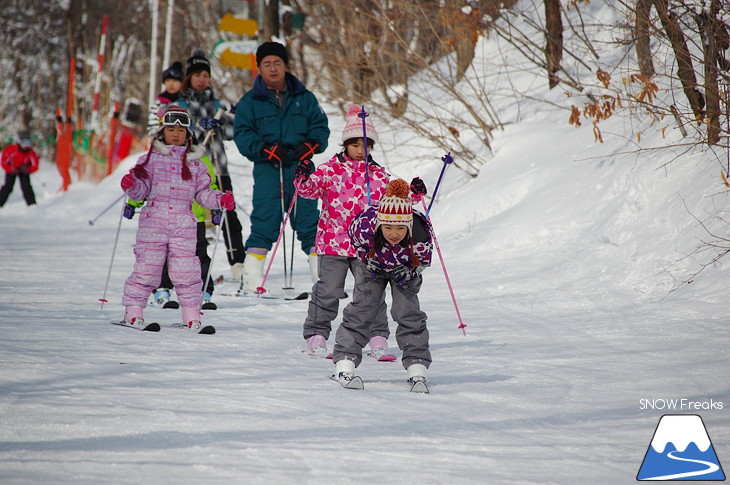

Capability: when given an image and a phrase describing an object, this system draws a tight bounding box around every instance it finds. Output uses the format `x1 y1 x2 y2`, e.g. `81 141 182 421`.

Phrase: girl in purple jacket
119 106 234 331
332 179 433 391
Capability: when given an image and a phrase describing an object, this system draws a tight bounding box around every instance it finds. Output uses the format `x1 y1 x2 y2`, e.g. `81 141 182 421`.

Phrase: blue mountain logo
637 414 725 481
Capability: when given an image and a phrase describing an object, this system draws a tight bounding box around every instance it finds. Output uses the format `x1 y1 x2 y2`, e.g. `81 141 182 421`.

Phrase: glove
410 177 427 203
19 162 31 175
122 203 135 219
294 140 319 161
294 160 315 182
389 265 410 286
121 173 136 190
261 143 283 163
211 209 223 225
199 118 218 131
220 190 235 211
366 258 383 275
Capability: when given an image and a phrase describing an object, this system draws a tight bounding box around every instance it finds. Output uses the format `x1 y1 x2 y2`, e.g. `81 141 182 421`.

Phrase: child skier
118 105 234 332
146 61 184 136
176 49 246 283
332 178 433 392
0 132 39 207
295 105 391 358
124 150 220 311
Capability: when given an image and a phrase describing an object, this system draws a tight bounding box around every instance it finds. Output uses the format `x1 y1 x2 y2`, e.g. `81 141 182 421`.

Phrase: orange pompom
385 179 410 199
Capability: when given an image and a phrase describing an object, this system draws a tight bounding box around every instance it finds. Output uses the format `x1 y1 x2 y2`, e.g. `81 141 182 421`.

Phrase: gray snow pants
333 260 431 370
303 254 389 340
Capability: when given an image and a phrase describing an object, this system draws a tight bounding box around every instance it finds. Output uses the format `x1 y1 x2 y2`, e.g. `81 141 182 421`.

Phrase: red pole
55 107 71 191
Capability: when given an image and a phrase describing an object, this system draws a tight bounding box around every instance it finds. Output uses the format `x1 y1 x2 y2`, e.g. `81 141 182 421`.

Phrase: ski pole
426 152 453 216
285 198 297 291
420 199 467 336
88 192 125 226
207 128 236 261
358 106 372 205
98 197 127 309
279 162 289 288
258 187 299 296
203 208 228 304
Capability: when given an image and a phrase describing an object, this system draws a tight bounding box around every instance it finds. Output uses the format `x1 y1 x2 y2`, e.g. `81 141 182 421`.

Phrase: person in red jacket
0 132 39 207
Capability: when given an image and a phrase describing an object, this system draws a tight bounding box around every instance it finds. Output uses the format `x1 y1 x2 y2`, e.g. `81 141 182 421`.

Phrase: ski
366 350 398 362
409 377 429 394
330 373 364 390
219 291 308 301
201 301 217 310
162 300 180 309
111 320 160 332
171 322 216 334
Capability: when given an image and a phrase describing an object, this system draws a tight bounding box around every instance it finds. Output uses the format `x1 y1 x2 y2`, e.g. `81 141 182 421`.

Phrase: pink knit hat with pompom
341 105 379 144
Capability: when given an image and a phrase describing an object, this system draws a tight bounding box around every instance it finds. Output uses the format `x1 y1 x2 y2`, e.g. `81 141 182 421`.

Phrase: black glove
294 140 319 161
366 258 383 275
389 265 410 286
410 177 427 197
211 209 223 225
261 143 283 163
199 118 218 131
294 160 315 182
123 203 135 220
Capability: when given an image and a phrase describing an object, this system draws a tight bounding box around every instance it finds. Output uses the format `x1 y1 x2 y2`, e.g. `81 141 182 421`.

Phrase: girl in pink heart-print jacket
119 106 234 331
295 105 391 357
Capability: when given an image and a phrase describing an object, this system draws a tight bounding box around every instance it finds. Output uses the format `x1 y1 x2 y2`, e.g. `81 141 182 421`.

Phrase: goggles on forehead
160 110 191 127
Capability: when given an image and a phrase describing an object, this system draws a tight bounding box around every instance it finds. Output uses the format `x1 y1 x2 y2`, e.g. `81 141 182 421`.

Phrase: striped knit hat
376 179 413 231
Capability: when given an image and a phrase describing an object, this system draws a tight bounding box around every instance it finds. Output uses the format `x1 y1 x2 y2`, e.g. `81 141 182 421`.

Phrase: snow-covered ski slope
1 4 729 483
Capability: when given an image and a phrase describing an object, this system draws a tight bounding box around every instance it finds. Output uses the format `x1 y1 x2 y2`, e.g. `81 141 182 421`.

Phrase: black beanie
256 42 288 66
162 61 184 81
186 50 211 76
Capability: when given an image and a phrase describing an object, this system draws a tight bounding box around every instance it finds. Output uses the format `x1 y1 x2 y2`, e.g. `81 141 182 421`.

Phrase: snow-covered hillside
1 4 729 484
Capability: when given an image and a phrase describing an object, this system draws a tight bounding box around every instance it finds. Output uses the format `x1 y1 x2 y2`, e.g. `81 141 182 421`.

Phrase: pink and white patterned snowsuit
296 152 389 257
122 142 223 309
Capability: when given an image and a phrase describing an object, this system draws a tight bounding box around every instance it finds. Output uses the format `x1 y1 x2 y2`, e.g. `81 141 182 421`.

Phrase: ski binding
331 372 364 390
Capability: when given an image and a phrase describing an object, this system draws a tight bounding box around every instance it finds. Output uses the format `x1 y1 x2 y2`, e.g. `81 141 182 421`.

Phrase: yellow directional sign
219 13 257 35
220 49 256 69
213 40 258 69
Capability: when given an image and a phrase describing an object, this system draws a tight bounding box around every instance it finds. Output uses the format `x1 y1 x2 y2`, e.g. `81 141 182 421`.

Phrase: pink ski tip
99 298 108 302
378 355 397 362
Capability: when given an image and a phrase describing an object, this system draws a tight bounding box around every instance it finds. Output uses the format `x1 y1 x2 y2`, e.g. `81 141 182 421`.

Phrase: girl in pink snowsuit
120 106 234 330
295 105 391 357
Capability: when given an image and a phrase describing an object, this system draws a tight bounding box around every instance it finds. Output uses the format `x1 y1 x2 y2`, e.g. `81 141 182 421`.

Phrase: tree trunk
635 0 655 78
653 0 704 122
698 0 722 145
544 0 563 89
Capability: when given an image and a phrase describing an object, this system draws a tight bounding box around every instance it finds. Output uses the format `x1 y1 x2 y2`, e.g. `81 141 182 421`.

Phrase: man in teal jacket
234 41 329 293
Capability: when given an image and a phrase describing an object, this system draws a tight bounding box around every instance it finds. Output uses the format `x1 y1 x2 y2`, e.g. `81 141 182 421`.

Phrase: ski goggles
160 110 191 127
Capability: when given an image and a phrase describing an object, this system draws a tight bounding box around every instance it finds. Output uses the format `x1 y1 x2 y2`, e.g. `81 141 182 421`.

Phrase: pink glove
121 173 136 190
220 190 235 211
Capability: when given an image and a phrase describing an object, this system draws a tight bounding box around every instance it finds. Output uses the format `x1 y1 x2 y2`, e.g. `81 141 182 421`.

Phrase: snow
2 9 730 485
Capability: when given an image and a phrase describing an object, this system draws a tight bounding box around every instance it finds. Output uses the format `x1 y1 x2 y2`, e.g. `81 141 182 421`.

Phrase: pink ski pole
420 152 467 335
422 200 467 335
257 186 299 296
